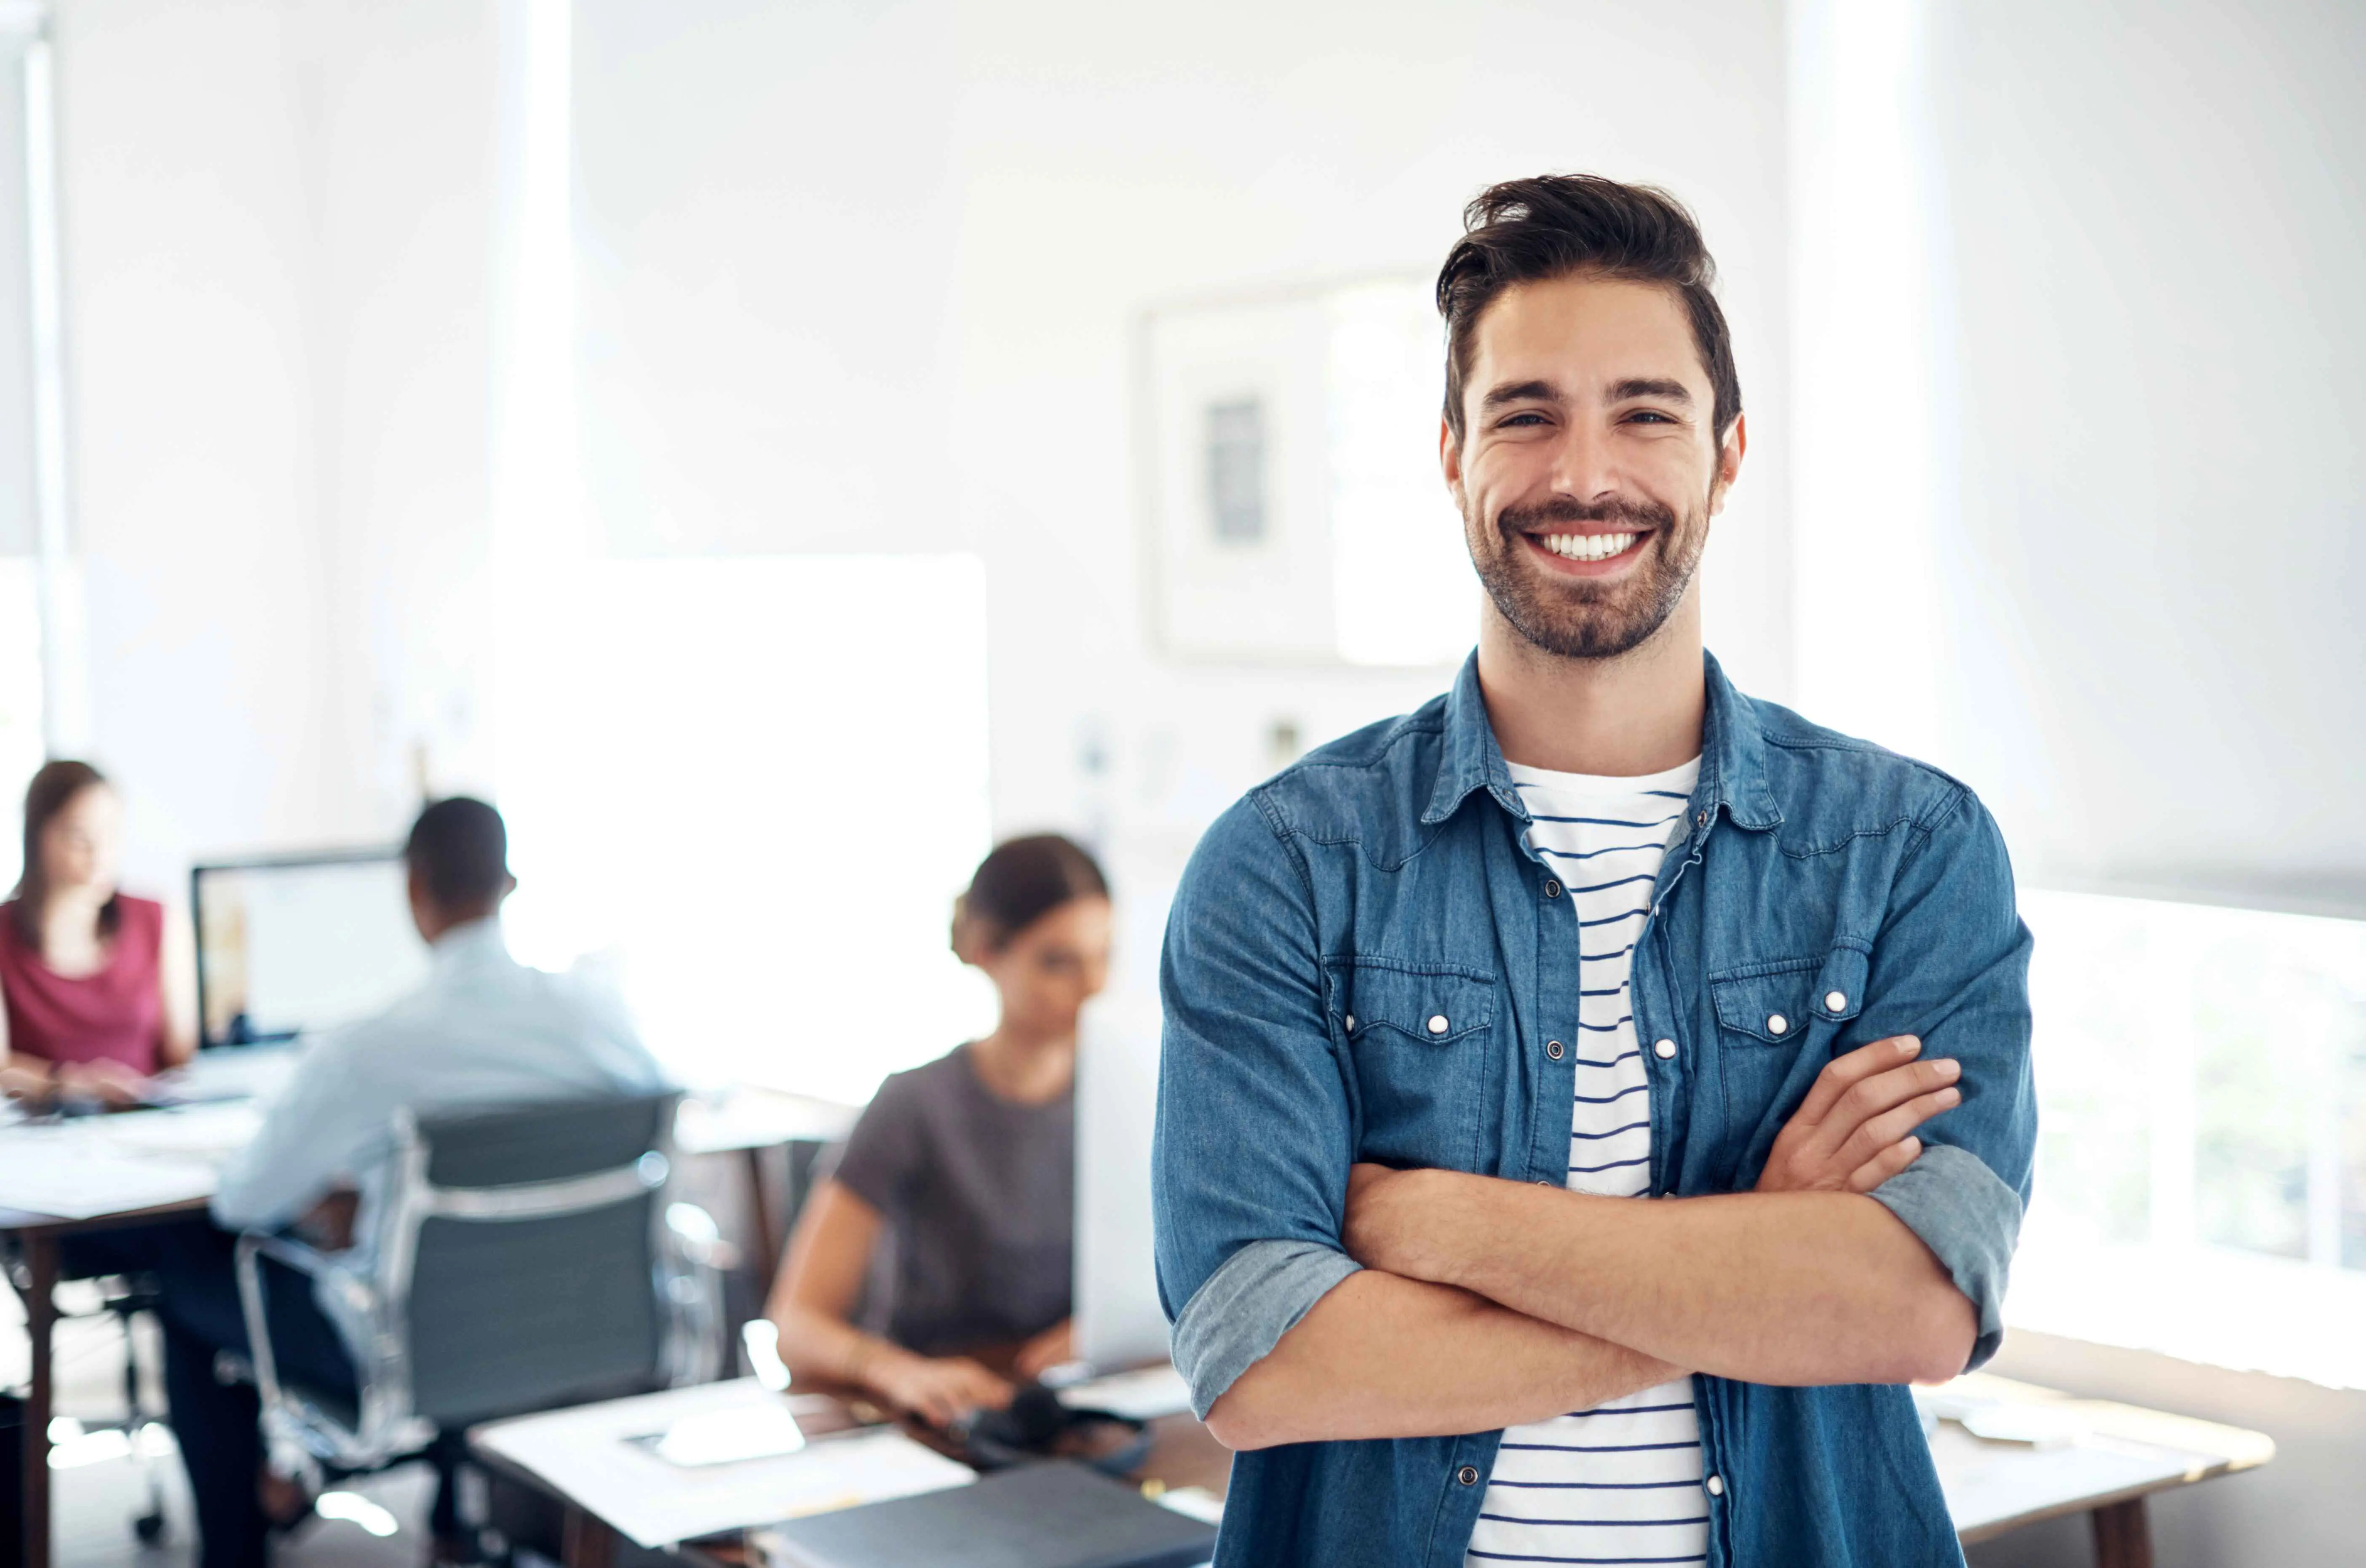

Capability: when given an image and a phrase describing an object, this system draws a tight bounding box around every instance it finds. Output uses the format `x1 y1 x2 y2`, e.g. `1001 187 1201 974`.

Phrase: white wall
52 0 504 895
55 0 348 887
1796 0 2366 917
572 0 1796 993
51 0 1793 1024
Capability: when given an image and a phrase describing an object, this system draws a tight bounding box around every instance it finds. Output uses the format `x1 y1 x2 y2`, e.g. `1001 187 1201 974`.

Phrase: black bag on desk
759 1460 1216 1568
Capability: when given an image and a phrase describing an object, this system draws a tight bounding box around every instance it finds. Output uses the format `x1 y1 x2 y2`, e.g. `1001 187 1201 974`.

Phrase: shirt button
1543 879 1563 899
1457 1465 1480 1486
1653 1038 1676 1059
1344 1015 1355 1032
1533 1178 1556 1189
1696 809 1708 826
1706 1475 1726 1498
1546 1039 1565 1060
1427 1015 1449 1034
1767 1013 1789 1036
1825 991 1847 1012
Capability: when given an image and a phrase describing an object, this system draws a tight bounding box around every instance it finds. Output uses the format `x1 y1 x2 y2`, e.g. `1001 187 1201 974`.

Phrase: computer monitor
191 849 431 1047
1072 988 1174 1370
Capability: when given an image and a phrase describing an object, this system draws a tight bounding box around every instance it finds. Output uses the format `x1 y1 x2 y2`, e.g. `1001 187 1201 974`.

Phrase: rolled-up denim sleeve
1153 796 1362 1419
1861 786 2037 1371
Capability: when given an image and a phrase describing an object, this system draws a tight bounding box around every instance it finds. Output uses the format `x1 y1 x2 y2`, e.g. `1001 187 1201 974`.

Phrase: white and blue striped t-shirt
1467 756 1705 1568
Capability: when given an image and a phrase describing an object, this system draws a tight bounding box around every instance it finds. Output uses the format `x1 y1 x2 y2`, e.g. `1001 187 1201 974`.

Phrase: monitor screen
192 851 431 1046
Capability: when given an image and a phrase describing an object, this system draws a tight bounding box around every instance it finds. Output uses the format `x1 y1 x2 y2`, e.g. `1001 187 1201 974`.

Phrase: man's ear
1707 411 1748 516
1439 415 1466 508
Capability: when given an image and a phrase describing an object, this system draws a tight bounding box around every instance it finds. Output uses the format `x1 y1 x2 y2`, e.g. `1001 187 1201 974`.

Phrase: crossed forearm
1204 1268 1682 1451
1354 1171 1974 1386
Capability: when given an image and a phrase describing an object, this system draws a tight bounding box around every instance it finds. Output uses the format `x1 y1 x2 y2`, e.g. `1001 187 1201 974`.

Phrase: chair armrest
660 1202 729 1386
233 1233 374 1411
243 1232 339 1279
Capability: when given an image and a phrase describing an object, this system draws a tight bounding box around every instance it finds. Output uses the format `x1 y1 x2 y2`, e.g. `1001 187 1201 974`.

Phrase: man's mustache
1497 495 1677 535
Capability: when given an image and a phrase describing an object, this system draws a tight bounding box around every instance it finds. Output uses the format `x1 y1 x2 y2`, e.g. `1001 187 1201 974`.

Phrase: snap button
1825 990 1847 1012
1543 879 1563 899
1533 1178 1556 1188
1427 1015 1449 1035
1706 1475 1725 1498
1652 1038 1676 1059
1344 1015 1355 1032
1767 1013 1789 1036
1546 1039 1565 1060
1457 1464 1479 1486
1696 808 1708 826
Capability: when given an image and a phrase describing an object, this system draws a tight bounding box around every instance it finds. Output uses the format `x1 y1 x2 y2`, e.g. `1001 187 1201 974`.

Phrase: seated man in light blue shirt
158 796 671 1568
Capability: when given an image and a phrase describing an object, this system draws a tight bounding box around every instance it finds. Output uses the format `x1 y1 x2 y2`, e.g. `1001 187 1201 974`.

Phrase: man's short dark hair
1436 174 1742 448
404 796 510 911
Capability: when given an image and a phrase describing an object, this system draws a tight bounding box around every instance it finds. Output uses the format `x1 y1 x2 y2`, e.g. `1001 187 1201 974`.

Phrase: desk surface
1926 1371 2274 1543
0 1083 852 1230
474 1369 2273 1555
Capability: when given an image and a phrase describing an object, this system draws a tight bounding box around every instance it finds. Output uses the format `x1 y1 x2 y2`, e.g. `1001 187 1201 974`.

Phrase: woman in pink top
0 761 196 1106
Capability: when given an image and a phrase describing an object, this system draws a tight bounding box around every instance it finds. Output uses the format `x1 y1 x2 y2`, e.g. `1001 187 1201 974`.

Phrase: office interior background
0 0 2357 1564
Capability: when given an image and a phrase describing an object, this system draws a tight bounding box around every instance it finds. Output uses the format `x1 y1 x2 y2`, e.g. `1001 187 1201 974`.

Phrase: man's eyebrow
1609 377 1694 404
1479 379 1562 411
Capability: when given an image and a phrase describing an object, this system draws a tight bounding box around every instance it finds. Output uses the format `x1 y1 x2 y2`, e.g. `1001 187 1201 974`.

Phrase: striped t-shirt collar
1420 648 1784 834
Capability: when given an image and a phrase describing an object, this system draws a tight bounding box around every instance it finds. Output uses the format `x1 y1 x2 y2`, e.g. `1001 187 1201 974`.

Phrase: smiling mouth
1531 530 1647 563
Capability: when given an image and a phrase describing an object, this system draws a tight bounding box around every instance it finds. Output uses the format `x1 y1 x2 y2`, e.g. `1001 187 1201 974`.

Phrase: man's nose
1545 421 1619 502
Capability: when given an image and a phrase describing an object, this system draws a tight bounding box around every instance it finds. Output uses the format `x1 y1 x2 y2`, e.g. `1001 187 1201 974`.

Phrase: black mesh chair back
401 1093 680 1426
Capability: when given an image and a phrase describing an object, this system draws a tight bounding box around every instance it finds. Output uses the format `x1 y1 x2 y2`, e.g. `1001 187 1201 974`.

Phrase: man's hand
295 1189 361 1252
1756 1035 1959 1194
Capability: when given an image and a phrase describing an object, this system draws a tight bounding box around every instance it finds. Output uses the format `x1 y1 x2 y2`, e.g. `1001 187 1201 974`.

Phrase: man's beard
1467 492 1709 660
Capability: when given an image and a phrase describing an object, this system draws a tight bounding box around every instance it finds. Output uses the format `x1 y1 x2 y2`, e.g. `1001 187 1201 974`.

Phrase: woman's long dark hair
951 833 1109 957
13 760 119 944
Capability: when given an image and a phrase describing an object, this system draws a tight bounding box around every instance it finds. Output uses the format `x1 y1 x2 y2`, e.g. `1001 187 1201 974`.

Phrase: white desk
1923 1372 2274 1565
0 1072 854 1568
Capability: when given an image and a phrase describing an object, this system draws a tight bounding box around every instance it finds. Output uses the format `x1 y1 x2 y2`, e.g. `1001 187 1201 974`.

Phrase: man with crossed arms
1153 174 2034 1566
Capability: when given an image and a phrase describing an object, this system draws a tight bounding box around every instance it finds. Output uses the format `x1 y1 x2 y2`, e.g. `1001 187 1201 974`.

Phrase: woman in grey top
766 835 1111 1426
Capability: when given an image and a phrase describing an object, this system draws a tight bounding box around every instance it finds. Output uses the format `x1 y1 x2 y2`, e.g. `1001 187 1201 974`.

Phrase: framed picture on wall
1134 273 1473 668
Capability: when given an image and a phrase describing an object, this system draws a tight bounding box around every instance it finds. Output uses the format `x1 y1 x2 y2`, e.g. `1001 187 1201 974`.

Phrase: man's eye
1499 412 1548 428
1625 410 1676 425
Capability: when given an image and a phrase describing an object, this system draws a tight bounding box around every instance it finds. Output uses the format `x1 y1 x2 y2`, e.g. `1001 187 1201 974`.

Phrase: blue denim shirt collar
1420 648 1783 833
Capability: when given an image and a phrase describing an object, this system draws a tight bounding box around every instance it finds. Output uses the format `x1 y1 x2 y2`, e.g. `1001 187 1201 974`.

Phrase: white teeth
1539 532 1639 562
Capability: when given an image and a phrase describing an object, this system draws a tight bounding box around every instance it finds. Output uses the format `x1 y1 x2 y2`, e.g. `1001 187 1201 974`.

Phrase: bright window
0 559 43 887
2007 888 2366 1387
496 555 996 1105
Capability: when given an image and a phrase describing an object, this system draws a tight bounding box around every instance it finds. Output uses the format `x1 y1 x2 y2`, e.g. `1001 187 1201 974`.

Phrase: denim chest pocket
1328 958 1494 1174
1710 947 1869 1178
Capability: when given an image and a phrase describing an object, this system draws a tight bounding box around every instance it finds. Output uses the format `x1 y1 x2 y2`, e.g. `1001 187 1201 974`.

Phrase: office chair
233 1093 722 1500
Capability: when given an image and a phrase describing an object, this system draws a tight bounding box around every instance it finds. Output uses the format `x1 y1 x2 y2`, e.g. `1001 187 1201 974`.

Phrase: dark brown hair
951 833 1110 956
1436 174 1742 447
13 759 119 942
404 796 512 912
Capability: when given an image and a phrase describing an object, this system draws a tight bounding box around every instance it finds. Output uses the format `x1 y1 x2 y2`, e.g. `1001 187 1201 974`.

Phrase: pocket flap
1711 948 1867 1043
1330 960 1495 1045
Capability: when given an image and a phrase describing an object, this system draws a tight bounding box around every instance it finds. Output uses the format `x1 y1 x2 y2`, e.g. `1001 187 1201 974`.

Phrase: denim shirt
1152 652 2036 1568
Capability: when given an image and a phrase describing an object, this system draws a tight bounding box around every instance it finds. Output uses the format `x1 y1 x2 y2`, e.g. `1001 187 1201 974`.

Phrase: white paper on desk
472 1378 975 1548
0 1130 219 1218
1056 1362 1193 1421
93 1103 266 1164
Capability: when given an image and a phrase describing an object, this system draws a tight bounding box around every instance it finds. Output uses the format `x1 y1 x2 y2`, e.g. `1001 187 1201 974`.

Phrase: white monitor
1072 988 1173 1371
192 851 431 1046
